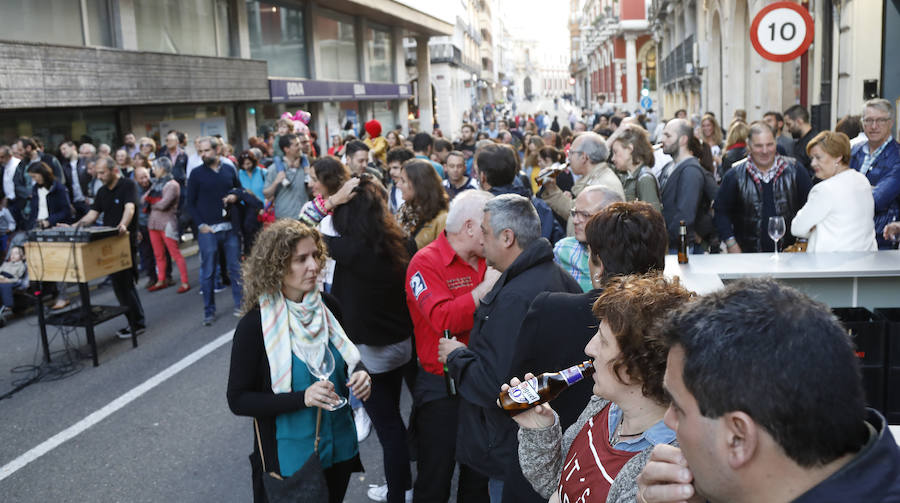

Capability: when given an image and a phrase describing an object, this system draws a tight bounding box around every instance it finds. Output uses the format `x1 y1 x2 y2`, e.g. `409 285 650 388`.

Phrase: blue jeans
197 229 242 318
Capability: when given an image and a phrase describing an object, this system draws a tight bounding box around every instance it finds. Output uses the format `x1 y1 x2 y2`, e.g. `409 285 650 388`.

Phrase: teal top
275 342 358 476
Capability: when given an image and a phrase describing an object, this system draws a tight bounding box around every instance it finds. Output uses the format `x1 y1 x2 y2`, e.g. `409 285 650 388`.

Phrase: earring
593 273 601 281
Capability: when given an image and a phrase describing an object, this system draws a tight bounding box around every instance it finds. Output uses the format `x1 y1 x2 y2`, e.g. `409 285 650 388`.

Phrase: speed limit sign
749 1 814 62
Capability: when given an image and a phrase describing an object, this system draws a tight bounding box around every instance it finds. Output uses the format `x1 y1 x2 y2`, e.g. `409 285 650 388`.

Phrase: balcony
659 34 696 86
405 42 479 74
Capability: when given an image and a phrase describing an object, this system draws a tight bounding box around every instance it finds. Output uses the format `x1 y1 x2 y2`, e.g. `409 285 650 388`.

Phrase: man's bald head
573 185 624 242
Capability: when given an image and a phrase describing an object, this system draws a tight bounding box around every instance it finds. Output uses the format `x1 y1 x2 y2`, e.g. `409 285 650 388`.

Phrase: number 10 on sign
749 1 814 62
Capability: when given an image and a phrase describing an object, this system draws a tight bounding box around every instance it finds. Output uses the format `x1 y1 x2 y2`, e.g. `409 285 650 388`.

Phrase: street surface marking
0 330 234 482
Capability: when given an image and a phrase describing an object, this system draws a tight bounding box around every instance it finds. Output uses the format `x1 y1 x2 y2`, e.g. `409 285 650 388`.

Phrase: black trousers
457 464 490 503
362 359 414 503
110 267 145 329
413 396 460 503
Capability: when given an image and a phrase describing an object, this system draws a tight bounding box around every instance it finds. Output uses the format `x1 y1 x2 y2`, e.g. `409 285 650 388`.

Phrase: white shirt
3 157 18 200
790 169 878 252
37 187 50 221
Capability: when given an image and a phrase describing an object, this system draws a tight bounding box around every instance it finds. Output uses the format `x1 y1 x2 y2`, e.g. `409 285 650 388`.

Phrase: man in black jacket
713 122 812 253
438 194 581 503
658 119 706 251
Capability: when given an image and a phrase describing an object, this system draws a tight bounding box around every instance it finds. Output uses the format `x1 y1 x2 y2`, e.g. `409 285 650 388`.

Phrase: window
365 25 392 82
316 10 358 81
134 0 232 57
2 0 113 48
246 1 310 78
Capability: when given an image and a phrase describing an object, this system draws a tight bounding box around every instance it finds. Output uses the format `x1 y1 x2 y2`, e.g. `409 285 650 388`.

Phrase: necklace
610 415 648 446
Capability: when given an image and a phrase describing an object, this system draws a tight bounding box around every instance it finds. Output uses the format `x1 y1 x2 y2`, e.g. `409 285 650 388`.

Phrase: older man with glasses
539 132 625 235
850 98 900 249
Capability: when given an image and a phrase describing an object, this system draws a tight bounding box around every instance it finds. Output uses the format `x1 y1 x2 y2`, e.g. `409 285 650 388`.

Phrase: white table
664 250 900 308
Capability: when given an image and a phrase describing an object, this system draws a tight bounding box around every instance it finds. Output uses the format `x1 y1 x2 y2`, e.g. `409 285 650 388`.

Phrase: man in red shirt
405 190 500 502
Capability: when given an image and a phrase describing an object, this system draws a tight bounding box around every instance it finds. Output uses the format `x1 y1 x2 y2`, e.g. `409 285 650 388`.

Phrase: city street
0 252 408 502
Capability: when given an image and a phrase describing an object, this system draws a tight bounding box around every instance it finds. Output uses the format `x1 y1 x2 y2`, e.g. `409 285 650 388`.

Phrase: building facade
649 0 897 134
0 0 451 154
570 0 656 112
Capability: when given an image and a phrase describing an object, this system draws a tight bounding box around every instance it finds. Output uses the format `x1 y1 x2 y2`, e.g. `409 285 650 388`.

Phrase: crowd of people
3 91 900 502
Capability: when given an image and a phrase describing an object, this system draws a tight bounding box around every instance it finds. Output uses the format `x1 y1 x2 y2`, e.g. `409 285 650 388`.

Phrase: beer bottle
443 330 457 397
678 220 689 264
499 361 595 415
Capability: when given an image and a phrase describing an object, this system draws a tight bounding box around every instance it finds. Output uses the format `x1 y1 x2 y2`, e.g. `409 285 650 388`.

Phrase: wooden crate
25 233 133 283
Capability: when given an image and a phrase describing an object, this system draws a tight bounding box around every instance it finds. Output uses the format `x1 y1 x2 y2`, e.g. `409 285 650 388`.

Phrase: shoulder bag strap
254 406 323 473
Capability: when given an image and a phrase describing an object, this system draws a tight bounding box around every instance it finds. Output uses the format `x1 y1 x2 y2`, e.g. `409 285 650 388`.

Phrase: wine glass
306 347 348 410
768 216 786 260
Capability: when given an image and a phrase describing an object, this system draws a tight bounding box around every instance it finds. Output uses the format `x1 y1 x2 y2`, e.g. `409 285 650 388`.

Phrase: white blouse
791 169 878 252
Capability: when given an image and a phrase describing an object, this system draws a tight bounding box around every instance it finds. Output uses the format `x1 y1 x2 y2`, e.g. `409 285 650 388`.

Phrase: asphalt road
0 251 408 502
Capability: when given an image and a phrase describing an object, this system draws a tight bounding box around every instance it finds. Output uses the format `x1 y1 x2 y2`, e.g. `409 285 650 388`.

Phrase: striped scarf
260 290 360 394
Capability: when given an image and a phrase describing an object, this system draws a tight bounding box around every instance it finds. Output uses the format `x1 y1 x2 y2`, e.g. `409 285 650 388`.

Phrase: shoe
214 284 226 293
354 407 372 443
177 284 191 294
366 484 412 503
117 326 145 339
51 298 71 310
202 316 214 326
147 282 169 292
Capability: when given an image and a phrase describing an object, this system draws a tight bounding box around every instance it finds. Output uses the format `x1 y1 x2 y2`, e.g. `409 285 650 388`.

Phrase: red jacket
405 232 485 375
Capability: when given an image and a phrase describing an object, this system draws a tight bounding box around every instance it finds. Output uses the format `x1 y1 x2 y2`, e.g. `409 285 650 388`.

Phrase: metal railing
659 34 694 85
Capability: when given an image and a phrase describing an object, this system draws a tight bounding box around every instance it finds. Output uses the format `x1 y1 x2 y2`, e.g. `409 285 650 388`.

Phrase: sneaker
354 407 372 443
202 316 214 326
116 326 145 339
366 484 412 503
214 283 226 293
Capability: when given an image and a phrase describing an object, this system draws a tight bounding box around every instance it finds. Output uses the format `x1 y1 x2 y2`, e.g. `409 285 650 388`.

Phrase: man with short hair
405 190 500 503
160 132 188 185
59 141 90 219
438 194 580 503
763 110 794 155
69 157 146 338
455 123 478 168
674 109 688 119
714 122 811 253
658 119 709 250
552 185 624 291
442 150 478 200
17 137 64 185
784 104 817 176
540 132 625 232
263 133 309 220
187 136 243 326
477 143 564 243
432 138 452 166
1 145 26 229
412 133 445 179
850 98 900 249
386 147 414 214
344 139 386 183
637 278 900 502
122 133 138 159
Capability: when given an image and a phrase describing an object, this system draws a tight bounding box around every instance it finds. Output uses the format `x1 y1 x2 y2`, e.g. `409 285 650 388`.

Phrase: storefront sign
269 79 414 103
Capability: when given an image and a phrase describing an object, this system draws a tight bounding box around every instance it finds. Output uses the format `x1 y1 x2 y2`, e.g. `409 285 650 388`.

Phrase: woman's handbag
254 408 328 503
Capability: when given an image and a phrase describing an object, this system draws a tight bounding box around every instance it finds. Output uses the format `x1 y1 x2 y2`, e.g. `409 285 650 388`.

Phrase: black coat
325 234 414 347
29 181 73 229
507 289 602 432
660 157 706 248
447 238 580 500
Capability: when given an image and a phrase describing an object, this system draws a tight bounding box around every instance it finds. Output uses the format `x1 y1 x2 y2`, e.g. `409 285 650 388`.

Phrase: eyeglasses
862 117 891 127
569 208 593 220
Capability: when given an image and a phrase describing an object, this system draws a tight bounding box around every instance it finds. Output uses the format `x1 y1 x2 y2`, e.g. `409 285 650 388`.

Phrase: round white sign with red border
750 1 814 62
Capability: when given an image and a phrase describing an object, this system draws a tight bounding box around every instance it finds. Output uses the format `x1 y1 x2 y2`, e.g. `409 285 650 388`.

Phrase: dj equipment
27 226 119 243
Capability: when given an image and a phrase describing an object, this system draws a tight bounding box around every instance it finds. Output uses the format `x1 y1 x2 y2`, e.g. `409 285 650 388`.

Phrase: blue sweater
186 162 241 227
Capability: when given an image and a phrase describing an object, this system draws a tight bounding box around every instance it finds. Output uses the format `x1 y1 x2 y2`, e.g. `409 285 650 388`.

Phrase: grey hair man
552 185 624 291
540 132 625 232
850 98 900 249
438 193 581 502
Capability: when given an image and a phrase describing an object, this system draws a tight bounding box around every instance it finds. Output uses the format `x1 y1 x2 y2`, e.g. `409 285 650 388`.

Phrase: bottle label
508 378 542 404
560 366 584 385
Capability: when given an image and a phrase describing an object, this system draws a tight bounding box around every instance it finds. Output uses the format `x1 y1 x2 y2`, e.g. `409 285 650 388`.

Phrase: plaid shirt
552 237 592 292
860 138 891 176
745 155 787 186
